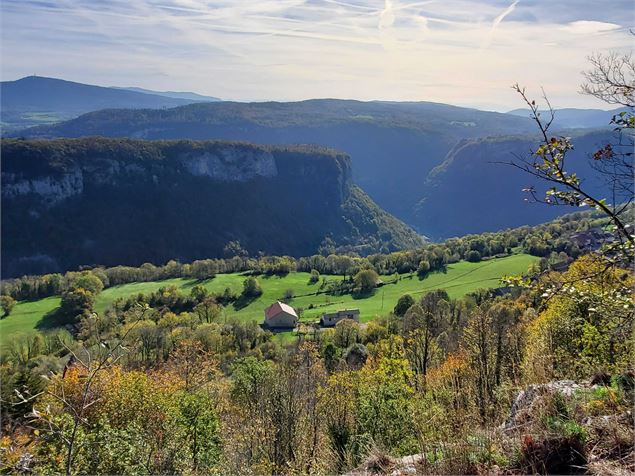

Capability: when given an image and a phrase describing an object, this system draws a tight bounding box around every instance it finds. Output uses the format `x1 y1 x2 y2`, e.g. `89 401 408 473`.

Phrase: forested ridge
1 138 423 277
11 98 618 237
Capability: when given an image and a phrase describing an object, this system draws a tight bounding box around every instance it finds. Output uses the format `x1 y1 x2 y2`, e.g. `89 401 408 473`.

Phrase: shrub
393 294 414 317
0 296 16 317
466 250 481 262
353 269 379 294
241 277 262 298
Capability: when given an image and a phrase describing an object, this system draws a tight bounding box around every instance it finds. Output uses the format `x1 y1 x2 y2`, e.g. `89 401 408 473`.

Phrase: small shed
263 301 298 329
320 309 360 327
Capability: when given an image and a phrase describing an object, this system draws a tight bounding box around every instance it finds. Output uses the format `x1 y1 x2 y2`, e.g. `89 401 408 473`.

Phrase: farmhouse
320 308 360 327
263 301 298 329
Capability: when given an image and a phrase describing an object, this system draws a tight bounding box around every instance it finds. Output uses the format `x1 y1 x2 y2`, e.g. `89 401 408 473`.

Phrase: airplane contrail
479 0 519 52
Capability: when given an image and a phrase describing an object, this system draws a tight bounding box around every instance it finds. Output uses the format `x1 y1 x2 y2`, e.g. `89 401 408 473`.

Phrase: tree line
1 210 605 303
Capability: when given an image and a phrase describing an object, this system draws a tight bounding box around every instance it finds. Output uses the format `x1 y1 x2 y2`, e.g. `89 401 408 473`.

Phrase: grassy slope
0 254 537 346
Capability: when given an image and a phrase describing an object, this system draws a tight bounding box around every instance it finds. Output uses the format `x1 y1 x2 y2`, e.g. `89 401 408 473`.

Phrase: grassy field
0 254 537 346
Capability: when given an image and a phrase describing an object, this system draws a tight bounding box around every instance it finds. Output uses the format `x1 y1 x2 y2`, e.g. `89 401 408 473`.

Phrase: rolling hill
0 253 538 345
0 76 216 131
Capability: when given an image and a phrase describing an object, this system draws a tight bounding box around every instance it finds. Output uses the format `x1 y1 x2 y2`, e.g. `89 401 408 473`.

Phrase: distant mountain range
506 107 627 129
0 76 220 131
111 86 220 102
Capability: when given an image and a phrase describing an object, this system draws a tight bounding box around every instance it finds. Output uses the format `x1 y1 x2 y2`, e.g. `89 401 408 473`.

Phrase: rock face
2 169 84 204
503 380 584 431
2 141 284 202
180 148 277 181
1 138 422 277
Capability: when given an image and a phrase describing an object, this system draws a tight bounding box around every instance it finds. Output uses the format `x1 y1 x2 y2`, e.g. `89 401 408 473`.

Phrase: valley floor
0 253 538 347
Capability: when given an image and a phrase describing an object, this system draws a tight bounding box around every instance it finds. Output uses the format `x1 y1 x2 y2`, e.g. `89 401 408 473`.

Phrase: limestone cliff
1 138 421 276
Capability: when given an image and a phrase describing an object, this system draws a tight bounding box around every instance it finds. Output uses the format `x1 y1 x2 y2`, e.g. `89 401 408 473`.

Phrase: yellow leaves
0 433 36 472
426 351 470 392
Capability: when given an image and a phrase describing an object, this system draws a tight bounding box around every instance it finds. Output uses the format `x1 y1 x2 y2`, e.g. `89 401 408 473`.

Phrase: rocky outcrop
503 380 584 431
179 147 277 181
2 169 84 204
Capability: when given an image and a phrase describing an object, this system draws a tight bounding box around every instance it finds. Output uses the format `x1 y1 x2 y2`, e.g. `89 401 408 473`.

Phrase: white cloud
561 20 622 35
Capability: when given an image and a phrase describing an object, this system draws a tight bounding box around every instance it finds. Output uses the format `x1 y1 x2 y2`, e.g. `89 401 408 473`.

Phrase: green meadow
0 254 538 346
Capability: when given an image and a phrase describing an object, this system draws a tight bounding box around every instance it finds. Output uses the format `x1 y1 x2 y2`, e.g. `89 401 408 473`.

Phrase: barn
263 301 298 329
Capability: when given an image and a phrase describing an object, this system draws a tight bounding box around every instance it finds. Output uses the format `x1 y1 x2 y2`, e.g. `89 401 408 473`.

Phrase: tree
241 277 262 298
525 255 634 381
190 260 218 280
334 319 361 349
393 294 415 317
194 297 222 324
462 306 496 422
223 240 248 258
190 284 209 302
417 259 430 277
177 391 222 472
66 271 104 295
510 51 634 254
59 288 95 323
22 324 136 475
402 291 450 388
466 250 481 262
1 295 16 317
322 343 340 372
309 269 320 284
357 339 416 453
353 269 379 294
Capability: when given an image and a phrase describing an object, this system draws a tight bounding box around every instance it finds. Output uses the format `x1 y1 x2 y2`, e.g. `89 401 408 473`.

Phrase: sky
1 0 633 111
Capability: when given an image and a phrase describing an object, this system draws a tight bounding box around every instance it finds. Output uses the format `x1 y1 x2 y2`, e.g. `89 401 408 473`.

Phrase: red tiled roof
265 301 298 320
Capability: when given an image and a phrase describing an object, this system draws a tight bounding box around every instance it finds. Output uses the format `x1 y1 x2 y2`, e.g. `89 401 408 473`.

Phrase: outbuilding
263 301 298 329
320 308 360 327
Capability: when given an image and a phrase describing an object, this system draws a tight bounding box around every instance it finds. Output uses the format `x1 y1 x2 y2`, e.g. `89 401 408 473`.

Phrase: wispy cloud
479 0 519 52
1 0 632 109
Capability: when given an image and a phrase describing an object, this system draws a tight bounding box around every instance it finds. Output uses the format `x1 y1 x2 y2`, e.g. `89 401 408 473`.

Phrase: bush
466 250 481 262
519 434 586 474
0 296 16 317
242 277 262 298
393 294 414 317
309 269 320 284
